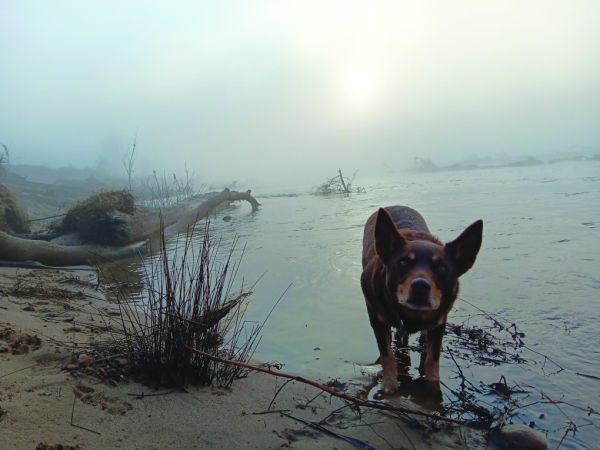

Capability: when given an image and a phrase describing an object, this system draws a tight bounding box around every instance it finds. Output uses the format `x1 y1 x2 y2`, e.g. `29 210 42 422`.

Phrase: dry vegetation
313 169 366 195
102 221 262 388
140 166 200 208
59 190 135 245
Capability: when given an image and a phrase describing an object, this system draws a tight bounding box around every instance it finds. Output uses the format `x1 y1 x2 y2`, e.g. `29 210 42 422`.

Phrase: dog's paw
422 360 440 381
424 373 440 382
381 374 399 394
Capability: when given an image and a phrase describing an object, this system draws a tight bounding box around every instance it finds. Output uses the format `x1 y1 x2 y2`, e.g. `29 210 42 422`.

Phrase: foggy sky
1 1 599 184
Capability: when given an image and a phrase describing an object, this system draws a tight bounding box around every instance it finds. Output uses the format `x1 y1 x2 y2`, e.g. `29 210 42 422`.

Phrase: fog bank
1 1 599 185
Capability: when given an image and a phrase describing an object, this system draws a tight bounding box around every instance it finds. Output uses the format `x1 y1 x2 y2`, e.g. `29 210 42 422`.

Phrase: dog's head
374 208 483 322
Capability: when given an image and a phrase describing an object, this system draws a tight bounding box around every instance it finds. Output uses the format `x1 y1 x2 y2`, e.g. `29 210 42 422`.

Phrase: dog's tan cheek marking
430 283 443 309
395 282 410 303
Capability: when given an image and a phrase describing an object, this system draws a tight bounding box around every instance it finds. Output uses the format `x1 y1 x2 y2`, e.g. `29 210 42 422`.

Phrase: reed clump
113 221 260 388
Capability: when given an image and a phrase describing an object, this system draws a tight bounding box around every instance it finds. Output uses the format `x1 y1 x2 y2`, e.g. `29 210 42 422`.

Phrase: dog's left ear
445 220 483 276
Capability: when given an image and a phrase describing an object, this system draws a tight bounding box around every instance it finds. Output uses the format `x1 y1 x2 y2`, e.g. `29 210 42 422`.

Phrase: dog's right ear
445 219 483 276
375 208 405 264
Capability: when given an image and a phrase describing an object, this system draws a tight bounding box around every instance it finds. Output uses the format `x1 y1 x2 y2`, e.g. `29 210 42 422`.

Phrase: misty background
1 1 599 187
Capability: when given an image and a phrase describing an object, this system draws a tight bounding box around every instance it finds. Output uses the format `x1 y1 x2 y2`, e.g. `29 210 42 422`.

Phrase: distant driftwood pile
0 188 259 267
313 169 365 195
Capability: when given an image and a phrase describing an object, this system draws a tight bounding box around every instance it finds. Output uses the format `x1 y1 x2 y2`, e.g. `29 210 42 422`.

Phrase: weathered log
0 188 259 267
163 188 259 237
0 230 146 266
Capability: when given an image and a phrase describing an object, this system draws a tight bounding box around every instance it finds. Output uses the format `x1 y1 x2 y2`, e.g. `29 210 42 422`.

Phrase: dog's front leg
369 316 398 394
420 322 446 381
394 324 411 368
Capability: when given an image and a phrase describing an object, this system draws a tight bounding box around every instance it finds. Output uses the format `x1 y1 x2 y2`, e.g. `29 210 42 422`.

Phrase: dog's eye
398 257 412 267
434 262 447 274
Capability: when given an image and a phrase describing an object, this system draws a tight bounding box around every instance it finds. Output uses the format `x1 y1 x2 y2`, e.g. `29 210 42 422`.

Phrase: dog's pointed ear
445 220 483 276
375 208 405 264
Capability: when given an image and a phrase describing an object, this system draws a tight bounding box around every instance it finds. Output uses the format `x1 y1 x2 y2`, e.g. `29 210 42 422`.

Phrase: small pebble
78 353 95 366
491 424 549 450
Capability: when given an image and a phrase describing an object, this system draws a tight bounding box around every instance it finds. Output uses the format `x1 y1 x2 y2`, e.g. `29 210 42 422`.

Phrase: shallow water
155 161 599 448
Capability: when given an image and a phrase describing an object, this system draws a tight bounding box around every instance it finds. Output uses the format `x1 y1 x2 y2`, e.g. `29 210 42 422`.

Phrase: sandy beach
0 265 491 450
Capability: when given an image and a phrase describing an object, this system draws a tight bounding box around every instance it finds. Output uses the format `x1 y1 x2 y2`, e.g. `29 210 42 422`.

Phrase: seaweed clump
62 190 135 245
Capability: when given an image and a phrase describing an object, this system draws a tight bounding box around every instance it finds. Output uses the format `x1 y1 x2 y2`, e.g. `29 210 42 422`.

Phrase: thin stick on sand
70 394 101 435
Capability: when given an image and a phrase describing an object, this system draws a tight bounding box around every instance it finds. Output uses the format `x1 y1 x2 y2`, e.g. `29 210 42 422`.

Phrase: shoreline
0 266 489 449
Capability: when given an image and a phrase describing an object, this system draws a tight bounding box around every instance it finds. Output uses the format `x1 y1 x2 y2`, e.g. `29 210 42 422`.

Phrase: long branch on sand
185 346 467 426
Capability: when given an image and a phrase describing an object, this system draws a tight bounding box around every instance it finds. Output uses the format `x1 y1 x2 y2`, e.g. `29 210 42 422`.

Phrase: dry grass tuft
109 220 261 388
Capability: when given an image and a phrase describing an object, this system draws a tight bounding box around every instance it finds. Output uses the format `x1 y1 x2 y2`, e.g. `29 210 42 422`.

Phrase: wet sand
0 266 488 449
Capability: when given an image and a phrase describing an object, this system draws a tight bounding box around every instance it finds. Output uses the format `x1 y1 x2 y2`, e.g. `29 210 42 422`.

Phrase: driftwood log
162 188 259 238
0 232 146 267
0 188 259 267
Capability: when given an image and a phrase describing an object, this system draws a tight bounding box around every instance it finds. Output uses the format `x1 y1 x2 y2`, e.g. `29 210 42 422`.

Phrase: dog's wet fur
361 206 483 394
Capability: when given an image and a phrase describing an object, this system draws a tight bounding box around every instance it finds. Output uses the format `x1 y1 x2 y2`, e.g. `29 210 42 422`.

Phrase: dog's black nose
410 278 431 294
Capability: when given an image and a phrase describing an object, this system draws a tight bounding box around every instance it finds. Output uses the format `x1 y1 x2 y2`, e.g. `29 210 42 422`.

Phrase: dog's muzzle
396 277 441 310
408 277 431 305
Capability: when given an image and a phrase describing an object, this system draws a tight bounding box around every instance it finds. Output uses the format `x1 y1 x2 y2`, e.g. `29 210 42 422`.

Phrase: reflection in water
370 340 444 412
370 375 444 413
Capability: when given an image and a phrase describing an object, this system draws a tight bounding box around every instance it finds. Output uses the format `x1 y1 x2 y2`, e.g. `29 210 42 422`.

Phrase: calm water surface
155 161 599 448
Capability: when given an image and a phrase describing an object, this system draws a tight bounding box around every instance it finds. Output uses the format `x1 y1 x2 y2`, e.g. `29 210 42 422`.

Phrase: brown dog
360 206 483 394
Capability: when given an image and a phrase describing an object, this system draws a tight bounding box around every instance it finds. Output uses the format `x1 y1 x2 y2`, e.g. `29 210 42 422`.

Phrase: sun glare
340 68 379 113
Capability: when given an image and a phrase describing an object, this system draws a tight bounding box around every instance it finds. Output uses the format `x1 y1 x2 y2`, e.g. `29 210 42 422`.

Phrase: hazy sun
340 68 379 113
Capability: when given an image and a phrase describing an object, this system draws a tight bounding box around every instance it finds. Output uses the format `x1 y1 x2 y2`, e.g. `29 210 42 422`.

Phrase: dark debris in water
436 313 535 426
325 378 347 391
445 320 526 367
487 376 529 399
